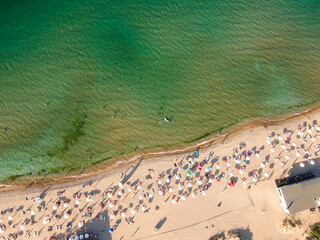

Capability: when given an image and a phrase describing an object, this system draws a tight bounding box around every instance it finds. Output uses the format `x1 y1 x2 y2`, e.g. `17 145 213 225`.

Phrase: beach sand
0 107 320 240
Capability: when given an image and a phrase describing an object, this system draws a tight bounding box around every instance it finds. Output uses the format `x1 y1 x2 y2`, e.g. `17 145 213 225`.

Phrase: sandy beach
0 107 320 240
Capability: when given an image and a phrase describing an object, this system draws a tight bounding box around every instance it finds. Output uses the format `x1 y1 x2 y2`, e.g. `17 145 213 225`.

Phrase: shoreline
1 102 320 193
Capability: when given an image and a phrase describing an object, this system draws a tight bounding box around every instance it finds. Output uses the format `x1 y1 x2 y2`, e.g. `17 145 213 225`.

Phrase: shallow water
0 0 319 181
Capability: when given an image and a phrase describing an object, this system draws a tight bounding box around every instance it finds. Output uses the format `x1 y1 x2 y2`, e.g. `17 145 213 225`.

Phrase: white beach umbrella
227 161 231 167
31 210 36 215
255 152 260 158
260 162 265 168
181 195 186 201
86 198 91 203
53 204 58 210
0 228 3 234
178 185 183 191
266 138 271 144
300 162 305 168
119 182 123 188
69 237 74 240
309 159 315 165
296 151 300 157
137 185 142 190
42 218 48 225
242 180 247 185
131 209 136 214
270 147 275 153
166 178 170 183
172 198 176 204
285 155 290 160
264 172 269 177
109 202 114 208
75 237 79 240
292 142 296 147
216 164 221 169
35 197 41 203
246 156 250 161
0 217 2 223
236 158 241 164
110 213 115 219
298 130 303 136
169 187 173 193
188 182 193 188
209 178 214 183
175 174 180 180
253 176 258 183
78 221 84 227
308 128 312 134
205 168 210 173
108 192 113 197
75 200 80 205
118 190 122 196
141 206 147 212
139 195 143 200
64 202 69 208
192 193 196 198
202 190 207 195
312 137 316 142
121 211 126 217
230 171 234 177
149 193 153 198
85 233 89 239
198 180 203 185
239 169 244 174
127 187 132 192
317 126 320 131
281 144 286 149
158 189 163 195
64 213 69 219
80 235 84 240
20 224 25 230
278 136 283 140
8 215 13 221
157 179 162 185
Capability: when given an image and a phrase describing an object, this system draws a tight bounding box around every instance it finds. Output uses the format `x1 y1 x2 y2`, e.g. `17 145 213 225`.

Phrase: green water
0 0 320 182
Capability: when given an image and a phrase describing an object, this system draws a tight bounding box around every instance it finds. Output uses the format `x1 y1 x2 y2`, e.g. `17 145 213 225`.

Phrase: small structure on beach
275 172 320 214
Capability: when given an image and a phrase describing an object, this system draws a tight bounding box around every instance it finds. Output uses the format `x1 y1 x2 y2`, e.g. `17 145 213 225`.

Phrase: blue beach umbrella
109 227 114 233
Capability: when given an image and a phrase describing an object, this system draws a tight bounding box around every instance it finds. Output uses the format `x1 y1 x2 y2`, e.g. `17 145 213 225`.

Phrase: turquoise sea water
0 0 320 182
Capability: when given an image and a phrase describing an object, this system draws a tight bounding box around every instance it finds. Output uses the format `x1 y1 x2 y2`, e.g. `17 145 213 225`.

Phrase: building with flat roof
275 174 320 215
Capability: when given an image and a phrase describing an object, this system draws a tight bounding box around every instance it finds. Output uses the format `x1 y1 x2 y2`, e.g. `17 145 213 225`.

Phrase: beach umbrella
312 137 316 142
64 213 69 219
236 158 241 164
253 176 258 183
169 187 173 193
317 126 320 131
296 151 300 157
42 218 48 225
121 211 126 217
137 185 142 190
0 228 3 234
270 147 275 153
80 235 84 240
308 128 312 134
8 215 13 221
205 168 209 173
119 182 123 188
86 198 91 203
118 190 122 196
188 182 193 188
0 217 2 223
239 169 244 174
108 192 113 197
157 179 162 185
127 187 132 192
75 237 79 240
202 190 207 195
230 171 234 177
187 171 191 177
131 209 136 214
31 210 36 215
227 162 231 167
64 202 69 208
141 206 147 212
78 221 83 227
20 224 25 230
109 227 114 233
255 152 260 158
230 182 235 187
75 200 80 205
209 178 214 183
85 234 89 239
198 180 203 185
309 159 315 165
110 213 115 219
285 155 290 160
281 144 286 149
166 178 170 183
35 197 41 203
216 164 221 169
278 136 283 140
181 195 186 201
172 198 176 204
149 193 153 198
264 172 269 177
300 162 305 168
192 193 196 198
266 139 271 144
158 190 163 195
175 174 180 180
69 237 74 240
246 156 250 161
242 180 247 185
178 185 183 191
298 130 303 136
260 162 265 168
292 142 297 147
53 204 58 210
139 195 143 200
